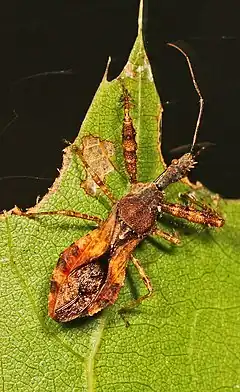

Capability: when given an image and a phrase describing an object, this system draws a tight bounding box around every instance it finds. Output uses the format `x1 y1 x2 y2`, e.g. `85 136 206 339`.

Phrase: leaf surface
1 2 240 391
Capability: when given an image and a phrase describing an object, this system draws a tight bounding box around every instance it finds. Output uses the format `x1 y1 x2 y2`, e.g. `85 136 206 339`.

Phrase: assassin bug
12 43 224 323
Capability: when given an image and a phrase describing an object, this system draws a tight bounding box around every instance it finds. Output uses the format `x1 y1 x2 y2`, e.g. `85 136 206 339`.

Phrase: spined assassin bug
12 43 224 323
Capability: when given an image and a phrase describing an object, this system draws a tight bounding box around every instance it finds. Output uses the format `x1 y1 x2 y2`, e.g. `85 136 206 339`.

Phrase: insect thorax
117 183 163 236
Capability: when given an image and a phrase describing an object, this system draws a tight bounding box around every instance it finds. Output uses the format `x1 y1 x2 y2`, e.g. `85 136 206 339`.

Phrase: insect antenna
154 43 206 190
167 42 204 154
12 69 74 85
0 175 53 182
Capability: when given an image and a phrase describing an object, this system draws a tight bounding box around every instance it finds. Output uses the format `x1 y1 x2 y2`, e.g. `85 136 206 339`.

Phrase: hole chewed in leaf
80 135 115 197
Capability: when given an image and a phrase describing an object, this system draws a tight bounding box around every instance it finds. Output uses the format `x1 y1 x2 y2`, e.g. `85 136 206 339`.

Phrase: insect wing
48 210 117 321
87 236 141 316
50 258 108 322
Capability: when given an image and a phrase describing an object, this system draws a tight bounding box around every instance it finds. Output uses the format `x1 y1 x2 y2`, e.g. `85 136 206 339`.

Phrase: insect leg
152 228 180 244
121 85 138 183
160 201 224 227
119 254 153 326
130 255 153 297
73 145 117 204
11 206 102 225
179 191 215 210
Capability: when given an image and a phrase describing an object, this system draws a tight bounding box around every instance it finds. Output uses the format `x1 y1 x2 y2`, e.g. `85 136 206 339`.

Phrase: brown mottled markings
121 86 138 183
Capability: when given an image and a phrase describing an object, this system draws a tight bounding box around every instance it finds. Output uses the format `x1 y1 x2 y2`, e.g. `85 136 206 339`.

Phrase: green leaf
1 2 240 391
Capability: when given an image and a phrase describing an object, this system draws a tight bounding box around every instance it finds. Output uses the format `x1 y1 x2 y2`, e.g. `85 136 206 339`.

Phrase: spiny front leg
179 191 217 211
160 201 224 227
121 86 138 184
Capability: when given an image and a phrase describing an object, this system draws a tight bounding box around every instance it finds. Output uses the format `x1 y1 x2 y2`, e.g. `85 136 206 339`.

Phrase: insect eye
171 159 179 165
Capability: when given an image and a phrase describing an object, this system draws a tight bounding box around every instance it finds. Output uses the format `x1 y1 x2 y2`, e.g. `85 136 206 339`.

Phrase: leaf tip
103 57 112 81
138 0 144 37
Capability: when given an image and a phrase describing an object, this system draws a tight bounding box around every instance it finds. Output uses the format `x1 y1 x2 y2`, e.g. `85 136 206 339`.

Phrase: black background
0 0 240 211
